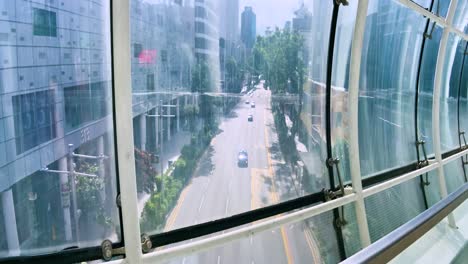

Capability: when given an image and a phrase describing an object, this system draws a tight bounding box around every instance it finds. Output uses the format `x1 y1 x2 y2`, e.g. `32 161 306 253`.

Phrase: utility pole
41 143 107 244
145 100 176 193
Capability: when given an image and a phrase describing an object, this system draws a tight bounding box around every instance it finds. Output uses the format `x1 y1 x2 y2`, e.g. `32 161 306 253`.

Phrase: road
162 85 321 263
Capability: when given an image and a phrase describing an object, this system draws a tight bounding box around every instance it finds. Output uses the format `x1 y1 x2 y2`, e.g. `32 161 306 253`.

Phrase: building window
147 74 155 91
64 82 107 131
195 37 207 49
12 90 56 155
161 50 168 63
134 43 143 58
33 8 57 37
157 14 164 27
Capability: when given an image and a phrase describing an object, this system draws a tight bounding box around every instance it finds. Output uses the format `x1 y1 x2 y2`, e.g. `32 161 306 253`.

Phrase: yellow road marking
164 184 191 231
304 228 321 264
263 106 293 264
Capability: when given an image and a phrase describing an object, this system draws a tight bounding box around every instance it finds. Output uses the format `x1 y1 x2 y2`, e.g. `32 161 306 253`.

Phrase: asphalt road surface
162 84 321 264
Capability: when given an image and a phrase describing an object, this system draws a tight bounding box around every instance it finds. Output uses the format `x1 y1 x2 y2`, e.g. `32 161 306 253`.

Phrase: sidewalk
137 130 191 215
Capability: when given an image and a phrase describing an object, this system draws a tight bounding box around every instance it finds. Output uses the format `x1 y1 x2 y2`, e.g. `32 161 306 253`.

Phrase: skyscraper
241 6 256 50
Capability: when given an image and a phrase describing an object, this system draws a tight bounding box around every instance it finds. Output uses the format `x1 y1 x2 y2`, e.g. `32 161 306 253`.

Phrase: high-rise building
218 0 240 91
194 0 221 91
241 6 256 50
219 0 239 44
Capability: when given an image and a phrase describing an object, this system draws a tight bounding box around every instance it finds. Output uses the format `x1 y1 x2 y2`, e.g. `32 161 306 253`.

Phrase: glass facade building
0 0 467 263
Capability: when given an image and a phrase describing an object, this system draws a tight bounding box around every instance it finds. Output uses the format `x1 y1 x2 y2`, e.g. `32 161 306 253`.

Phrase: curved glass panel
418 25 443 157
0 0 120 257
460 47 468 136
299 1 334 194
330 0 358 184
130 0 335 236
440 33 463 152
453 0 468 31
358 0 426 177
443 158 466 195
365 178 426 242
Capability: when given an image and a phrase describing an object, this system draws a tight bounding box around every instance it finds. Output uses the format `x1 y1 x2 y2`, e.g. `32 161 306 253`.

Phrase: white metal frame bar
347 0 372 249
110 0 468 263
431 0 458 228
397 0 468 41
112 0 142 263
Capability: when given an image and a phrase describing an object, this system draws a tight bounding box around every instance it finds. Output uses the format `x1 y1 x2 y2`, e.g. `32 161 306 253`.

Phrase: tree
191 61 216 131
135 148 158 194
225 57 243 93
252 28 306 162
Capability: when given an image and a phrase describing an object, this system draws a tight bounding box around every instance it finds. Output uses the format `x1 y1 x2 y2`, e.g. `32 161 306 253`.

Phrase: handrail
341 182 468 264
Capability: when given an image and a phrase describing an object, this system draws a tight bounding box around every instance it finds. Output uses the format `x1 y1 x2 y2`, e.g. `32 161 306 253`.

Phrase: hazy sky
239 0 303 35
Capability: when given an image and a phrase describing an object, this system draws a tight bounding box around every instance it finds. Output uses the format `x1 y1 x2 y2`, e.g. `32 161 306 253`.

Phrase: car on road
237 150 248 167
248 114 253 122
251 102 255 108
245 100 250 104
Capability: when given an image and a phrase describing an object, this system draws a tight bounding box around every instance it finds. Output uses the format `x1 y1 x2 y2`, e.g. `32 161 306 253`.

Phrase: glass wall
418 25 443 156
440 33 463 152
130 0 339 237
358 0 426 177
0 0 120 257
0 0 466 262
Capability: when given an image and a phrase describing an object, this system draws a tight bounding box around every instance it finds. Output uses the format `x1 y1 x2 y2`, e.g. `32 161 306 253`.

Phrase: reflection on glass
358 1 426 177
365 178 426 242
443 158 466 195
163 211 344 264
418 25 443 156
130 0 340 237
330 0 358 184
453 0 468 31
440 33 463 152
0 0 120 257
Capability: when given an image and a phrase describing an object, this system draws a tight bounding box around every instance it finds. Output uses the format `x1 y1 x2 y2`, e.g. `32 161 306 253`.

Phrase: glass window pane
130 0 336 236
0 0 120 258
418 25 443 157
443 158 466 195
365 178 426 242
330 1 358 185
453 0 468 31
440 33 464 152
358 0 426 177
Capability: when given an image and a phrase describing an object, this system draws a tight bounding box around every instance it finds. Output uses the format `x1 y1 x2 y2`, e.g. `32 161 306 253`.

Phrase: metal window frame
325 1 347 259
431 0 459 228
1 0 468 263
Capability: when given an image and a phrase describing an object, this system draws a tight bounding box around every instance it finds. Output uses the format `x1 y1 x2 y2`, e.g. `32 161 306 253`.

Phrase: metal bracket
416 140 429 168
101 240 125 261
326 157 347 227
420 172 431 187
101 234 153 261
334 0 349 6
141 233 152 254
116 193 121 208
459 131 467 150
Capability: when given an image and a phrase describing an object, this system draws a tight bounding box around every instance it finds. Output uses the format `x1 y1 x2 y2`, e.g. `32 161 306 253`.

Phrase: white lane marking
224 195 230 216
217 255 221 264
378 117 402 128
182 257 186 264
198 195 205 213
250 234 253 245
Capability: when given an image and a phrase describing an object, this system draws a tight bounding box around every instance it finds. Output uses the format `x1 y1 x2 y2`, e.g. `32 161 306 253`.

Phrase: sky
239 0 303 35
